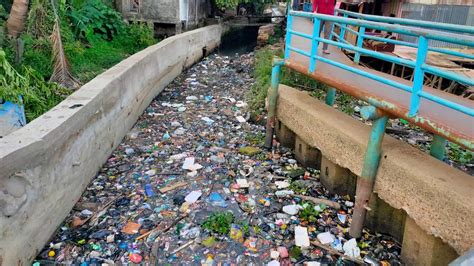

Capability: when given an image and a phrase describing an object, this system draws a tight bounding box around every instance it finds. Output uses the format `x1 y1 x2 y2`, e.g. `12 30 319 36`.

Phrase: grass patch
247 46 360 121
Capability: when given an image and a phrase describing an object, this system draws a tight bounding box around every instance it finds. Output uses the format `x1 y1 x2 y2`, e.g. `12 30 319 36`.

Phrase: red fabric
312 0 334 15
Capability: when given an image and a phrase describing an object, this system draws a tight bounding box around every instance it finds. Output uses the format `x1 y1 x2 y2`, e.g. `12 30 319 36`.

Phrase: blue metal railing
334 9 474 61
285 10 474 118
268 8 474 239
335 9 474 35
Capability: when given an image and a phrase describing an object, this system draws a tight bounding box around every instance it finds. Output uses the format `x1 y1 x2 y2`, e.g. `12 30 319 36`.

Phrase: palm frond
49 19 80 90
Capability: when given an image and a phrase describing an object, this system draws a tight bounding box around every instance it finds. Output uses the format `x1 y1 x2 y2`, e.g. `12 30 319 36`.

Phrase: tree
212 0 275 14
6 0 29 37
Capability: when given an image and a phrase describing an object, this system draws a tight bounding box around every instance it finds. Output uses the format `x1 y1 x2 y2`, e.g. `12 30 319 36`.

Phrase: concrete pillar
294 136 321 169
175 23 183 34
275 119 296 148
320 155 356 197
401 217 458 265
364 193 406 242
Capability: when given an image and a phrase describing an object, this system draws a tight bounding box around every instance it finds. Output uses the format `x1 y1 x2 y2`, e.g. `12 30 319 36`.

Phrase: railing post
329 21 335 40
284 15 294 60
350 106 388 238
325 87 337 106
309 18 321 73
430 135 447 161
265 58 283 149
338 13 348 47
354 26 365 64
409 36 429 117
330 10 337 40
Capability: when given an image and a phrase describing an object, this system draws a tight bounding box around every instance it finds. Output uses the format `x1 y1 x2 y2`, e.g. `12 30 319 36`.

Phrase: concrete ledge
276 85 474 255
0 25 222 264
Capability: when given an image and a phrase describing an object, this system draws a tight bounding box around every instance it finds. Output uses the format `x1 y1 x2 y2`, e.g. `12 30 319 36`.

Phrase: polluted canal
36 51 401 265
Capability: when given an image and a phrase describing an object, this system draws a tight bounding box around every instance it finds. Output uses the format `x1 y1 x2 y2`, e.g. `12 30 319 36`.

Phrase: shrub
0 50 70 121
68 0 125 41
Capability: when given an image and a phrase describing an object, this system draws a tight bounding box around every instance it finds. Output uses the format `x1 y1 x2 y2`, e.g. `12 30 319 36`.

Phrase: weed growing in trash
202 212 234 235
289 180 309 195
298 202 320 223
245 132 265 146
448 143 473 165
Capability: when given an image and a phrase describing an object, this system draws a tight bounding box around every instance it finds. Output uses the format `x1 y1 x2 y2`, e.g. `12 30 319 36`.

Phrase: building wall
404 0 473 5
116 0 208 27
381 0 403 17
186 0 208 27
117 0 180 23
399 3 474 47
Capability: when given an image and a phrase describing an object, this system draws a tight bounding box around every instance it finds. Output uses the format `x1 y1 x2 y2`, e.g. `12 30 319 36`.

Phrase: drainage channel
219 25 259 56
34 51 402 265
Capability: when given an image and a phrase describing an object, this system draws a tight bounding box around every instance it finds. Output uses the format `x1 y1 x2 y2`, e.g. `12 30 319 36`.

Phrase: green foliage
245 132 265 146
289 180 308 194
247 47 324 118
202 212 235 235
239 220 250 235
286 168 305 178
247 46 359 120
68 0 125 41
21 35 54 78
335 92 355 115
65 22 155 82
214 0 274 12
298 202 319 223
246 48 275 118
0 5 6 47
448 143 473 164
289 246 302 259
26 0 56 38
0 50 70 121
0 5 7 22
268 26 283 45
215 0 242 9
1 0 157 122
113 22 156 54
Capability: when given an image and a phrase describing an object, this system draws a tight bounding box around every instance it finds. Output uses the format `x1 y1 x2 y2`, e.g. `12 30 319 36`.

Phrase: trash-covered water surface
36 52 401 265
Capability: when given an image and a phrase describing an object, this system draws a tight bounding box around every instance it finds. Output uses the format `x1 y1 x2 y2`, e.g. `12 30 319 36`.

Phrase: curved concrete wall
0 25 222 265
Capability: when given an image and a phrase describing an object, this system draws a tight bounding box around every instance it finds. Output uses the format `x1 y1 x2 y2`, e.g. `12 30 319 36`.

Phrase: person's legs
323 21 331 53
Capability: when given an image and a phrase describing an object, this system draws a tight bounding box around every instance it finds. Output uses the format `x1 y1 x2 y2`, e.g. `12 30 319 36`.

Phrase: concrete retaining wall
275 85 474 263
0 25 222 265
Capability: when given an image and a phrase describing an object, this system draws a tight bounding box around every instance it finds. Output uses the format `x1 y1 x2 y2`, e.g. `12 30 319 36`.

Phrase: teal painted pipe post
354 26 365 64
430 135 447 161
349 106 388 238
325 87 336 106
265 58 284 149
338 13 348 47
309 17 321 73
284 15 294 60
409 36 429 117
